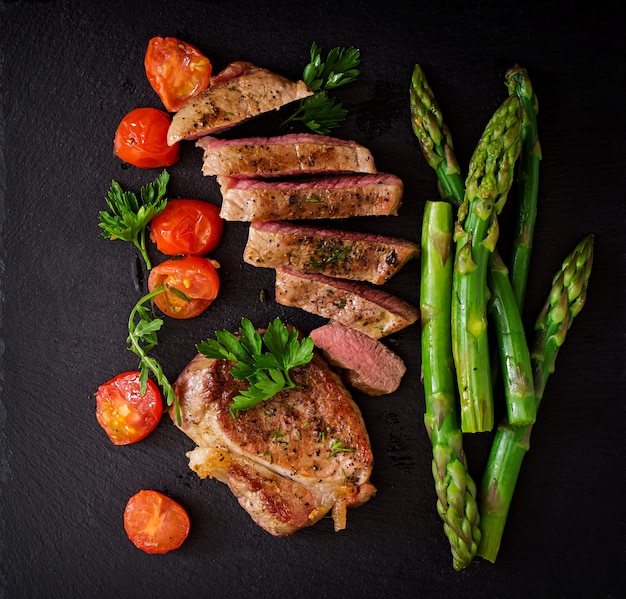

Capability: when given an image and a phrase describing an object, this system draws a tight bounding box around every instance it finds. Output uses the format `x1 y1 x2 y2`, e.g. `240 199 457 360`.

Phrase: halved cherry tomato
124 490 190 554
113 107 180 168
149 199 224 256
145 36 212 112
148 255 220 319
95 372 163 445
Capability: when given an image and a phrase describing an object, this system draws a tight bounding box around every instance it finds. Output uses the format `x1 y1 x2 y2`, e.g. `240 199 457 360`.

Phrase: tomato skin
150 199 224 256
95 372 163 445
145 36 212 112
148 256 220 319
114 107 180 168
124 490 190 554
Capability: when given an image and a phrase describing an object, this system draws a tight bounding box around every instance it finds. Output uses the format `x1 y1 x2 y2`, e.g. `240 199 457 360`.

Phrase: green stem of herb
134 229 151 270
127 287 181 425
280 104 304 127
127 288 165 352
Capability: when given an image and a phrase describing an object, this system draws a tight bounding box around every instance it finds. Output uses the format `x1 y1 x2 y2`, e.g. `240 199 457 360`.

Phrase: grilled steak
217 173 403 221
171 351 376 537
197 133 377 178
310 322 407 396
275 268 419 339
167 62 312 144
243 220 420 285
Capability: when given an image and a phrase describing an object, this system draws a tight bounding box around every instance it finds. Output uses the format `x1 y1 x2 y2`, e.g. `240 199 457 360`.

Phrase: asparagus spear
421 200 481 570
410 65 464 206
452 94 523 433
487 252 536 425
477 234 594 562
411 68 481 569
506 66 541 310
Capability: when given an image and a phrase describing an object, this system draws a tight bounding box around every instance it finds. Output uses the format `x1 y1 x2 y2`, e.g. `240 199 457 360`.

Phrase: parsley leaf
127 287 181 425
196 317 315 416
281 42 361 135
303 43 361 91
99 169 169 270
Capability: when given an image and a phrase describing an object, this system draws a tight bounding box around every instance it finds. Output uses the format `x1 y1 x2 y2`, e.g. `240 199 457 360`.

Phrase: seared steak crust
244 220 420 285
197 133 377 177
217 173 403 221
275 268 419 339
172 351 376 536
167 62 312 144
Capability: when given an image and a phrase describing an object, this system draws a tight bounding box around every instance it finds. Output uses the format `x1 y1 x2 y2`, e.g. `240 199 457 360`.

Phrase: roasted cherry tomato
148 255 220 319
113 107 180 168
95 371 163 445
149 199 224 256
145 36 212 112
124 490 190 554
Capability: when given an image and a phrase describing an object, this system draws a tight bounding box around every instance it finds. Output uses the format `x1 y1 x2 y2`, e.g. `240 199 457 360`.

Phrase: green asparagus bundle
420 200 481 570
411 65 529 566
411 64 592 569
451 94 523 433
477 234 594 562
411 65 534 428
506 66 542 310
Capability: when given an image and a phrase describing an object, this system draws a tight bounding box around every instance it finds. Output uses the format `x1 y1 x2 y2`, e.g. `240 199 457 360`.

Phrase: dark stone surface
0 1 624 597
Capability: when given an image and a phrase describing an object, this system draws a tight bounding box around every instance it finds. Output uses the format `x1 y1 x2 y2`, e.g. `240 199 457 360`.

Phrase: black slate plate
1 1 624 597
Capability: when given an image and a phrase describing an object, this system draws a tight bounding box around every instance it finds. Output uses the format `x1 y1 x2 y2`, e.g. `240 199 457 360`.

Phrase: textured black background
1 1 624 597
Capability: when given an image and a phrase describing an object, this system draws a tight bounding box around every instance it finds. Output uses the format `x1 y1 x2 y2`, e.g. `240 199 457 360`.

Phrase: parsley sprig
98 170 169 270
281 42 361 135
127 287 180 425
196 318 315 416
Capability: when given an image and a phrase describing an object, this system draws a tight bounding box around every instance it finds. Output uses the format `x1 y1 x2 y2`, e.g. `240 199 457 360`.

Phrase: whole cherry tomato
124 490 190 554
148 255 220 319
95 371 163 445
150 199 224 256
145 36 212 112
113 107 180 168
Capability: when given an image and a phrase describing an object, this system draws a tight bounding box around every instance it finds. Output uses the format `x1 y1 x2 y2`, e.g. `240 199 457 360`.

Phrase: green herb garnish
196 317 315 416
308 245 353 270
127 287 180 424
281 42 361 135
98 169 169 270
272 430 289 445
328 439 356 458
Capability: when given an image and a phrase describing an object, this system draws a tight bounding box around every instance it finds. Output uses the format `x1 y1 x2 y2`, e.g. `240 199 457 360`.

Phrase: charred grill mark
386 249 399 266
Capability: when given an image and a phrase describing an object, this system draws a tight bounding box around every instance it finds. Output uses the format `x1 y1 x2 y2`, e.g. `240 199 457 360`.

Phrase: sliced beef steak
275 268 419 339
217 173 403 221
197 133 377 178
171 351 376 537
243 220 420 285
167 62 312 144
310 322 407 396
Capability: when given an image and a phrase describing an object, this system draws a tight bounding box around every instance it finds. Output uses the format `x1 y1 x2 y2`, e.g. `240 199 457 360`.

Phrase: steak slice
275 268 419 339
310 322 407 396
171 351 376 537
197 133 377 178
167 61 312 144
243 220 420 285
217 173 403 221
